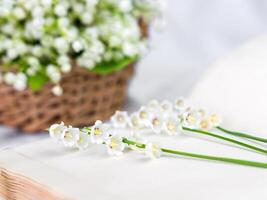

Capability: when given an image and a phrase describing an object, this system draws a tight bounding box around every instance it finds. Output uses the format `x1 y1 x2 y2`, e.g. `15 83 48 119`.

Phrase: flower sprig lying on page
49 98 267 169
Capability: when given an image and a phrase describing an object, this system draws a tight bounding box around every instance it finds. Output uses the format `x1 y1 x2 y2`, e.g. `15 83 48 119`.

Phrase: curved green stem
182 127 267 155
217 126 267 144
161 148 267 169
122 138 267 169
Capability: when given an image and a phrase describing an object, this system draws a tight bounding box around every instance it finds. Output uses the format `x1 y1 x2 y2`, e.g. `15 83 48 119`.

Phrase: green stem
217 126 267 144
161 148 267 169
122 138 267 169
182 127 267 155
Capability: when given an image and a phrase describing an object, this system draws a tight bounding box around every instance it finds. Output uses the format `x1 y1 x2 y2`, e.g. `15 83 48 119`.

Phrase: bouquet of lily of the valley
50 97 267 169
0 0 165 132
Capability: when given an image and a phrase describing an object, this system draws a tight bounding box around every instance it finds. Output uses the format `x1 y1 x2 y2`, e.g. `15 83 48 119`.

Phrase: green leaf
91 57 137 74
28 73 49 91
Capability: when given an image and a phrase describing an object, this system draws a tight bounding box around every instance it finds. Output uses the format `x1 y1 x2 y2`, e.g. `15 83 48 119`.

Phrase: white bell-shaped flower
62 126 80 147
90 120 110 144
49 122 66 142
106 135 125 156
111 111 129 128
145 142 161 159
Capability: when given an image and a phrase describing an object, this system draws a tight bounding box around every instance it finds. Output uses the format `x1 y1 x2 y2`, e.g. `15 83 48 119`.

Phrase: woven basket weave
0 65 134 133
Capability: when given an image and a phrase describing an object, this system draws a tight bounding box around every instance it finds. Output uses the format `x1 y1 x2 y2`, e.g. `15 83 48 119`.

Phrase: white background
1 0 267 147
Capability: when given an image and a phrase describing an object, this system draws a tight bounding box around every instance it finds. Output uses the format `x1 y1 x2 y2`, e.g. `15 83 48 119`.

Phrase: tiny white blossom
122 42 137 57
58 17 70 28
161 100 173 113
76 131 90 150
72 40 84 53
16 43 28 55
208 113 221 128
145 142 161 159
49 122 66 142
73 3 84 13
57 54 69 65
85 27 98 39
137 106 151 126
90 120 110 144
4 72 16 85
28 57 40 67
46 65 61 83
174 97 187 112
106 135 125 156
198 118 212 131
54 4 67 17
62 126 80 147
146 99 160 112
129 112 144 129
14 73 27 91
51 85 63 96
66 27 78 41
183 110 202 129
81 13 93 25
54 37 69 54
32 6 44 18
61 63 72 73
111 111 129 128
13 7 26 20
3 24 14 35
31 46 43 57
163 115 180 135
150 114 163 134
7 49 18 60
109 36 122 48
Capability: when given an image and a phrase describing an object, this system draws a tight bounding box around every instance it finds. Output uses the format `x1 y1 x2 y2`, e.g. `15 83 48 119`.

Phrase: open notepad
1 36 267 200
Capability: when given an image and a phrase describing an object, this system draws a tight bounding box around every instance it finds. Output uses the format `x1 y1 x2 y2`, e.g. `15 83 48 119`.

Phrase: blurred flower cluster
0 0 165 95
111 98 222 133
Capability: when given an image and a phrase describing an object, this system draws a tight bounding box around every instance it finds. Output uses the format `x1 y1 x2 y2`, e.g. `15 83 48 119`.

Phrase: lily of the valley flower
146 99 160 112
51 85 63 96
49 122 66 142
129 112 144 129
198 119 211 131
137 106 151 126
174 97 187 112
76 131 90 150
111 111 129 128
62 126 80 147
208 113 221 128
150 114 164 134
106 135 125 156
90 120 110 144
182 110 202 129
163 115 180 135
161 100 173 113
145 142 161 159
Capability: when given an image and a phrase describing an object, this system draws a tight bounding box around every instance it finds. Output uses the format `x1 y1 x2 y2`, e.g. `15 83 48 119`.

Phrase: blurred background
2 0 267 146
130 0 267 105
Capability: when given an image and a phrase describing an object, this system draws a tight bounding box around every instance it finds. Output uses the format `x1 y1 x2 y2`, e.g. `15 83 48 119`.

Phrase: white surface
1 132 267 200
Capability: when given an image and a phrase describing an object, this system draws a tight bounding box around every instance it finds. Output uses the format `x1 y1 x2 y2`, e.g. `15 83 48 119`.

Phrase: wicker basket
0 64 134 133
